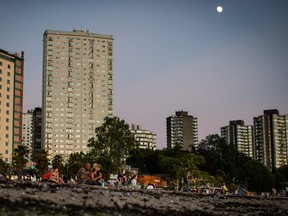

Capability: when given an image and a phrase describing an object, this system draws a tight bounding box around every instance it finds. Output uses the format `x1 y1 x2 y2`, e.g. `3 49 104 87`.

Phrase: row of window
0 62 11 69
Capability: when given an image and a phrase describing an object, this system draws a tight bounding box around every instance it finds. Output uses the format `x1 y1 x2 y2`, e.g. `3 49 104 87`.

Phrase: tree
275 165 288 190
67 152 86 180
52 154 64 173
242 160 274 193
198 134 274 192
12 145 29 177
0 156 9 175
159 153 205 181
32 150 49 177
87 116 139 174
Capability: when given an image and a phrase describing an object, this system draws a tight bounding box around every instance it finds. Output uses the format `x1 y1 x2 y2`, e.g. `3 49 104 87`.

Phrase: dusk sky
1 0 287 149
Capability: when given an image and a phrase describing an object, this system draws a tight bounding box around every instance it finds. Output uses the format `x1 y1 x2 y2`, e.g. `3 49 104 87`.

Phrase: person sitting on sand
122 174 128 186
77 162 92 184
49 168 64 183
237 185 250 197
128 175 139 188
147 183 154 190
90 163 103 186
42 168 53 182
116 174 123 186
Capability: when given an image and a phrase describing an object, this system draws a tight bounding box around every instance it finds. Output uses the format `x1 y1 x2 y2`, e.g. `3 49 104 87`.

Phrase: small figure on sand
222 183 228 194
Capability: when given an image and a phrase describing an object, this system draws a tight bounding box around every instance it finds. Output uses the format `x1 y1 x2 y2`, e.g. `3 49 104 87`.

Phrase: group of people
42 168 64 183
76 162 143 189
41 162 152 190
77 162 103 186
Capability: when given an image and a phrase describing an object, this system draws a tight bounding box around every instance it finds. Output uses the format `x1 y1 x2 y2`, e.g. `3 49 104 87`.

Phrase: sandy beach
0 181 287 215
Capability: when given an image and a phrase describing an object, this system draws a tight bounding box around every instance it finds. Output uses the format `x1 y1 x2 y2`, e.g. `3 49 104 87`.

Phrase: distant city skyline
1 0 287 149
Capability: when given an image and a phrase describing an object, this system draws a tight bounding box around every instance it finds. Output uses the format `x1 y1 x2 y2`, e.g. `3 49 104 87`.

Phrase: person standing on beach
184 172 191 192
222 183 228 194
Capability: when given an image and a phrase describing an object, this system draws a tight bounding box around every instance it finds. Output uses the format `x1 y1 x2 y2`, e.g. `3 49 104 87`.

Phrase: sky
1 0 288 149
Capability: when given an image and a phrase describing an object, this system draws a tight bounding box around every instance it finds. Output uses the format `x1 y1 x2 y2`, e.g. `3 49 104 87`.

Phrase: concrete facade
254 109 288 171
42 29 113 158
221 120 254 158
0 49 24 163
166 111 198 151
130 124 157 150
22 111 33 160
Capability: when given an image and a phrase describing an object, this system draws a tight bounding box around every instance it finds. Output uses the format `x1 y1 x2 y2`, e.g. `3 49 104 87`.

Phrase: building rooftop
44 29 113 40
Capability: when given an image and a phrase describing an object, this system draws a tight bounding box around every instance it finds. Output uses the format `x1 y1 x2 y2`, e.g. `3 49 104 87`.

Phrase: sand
0 181 287 215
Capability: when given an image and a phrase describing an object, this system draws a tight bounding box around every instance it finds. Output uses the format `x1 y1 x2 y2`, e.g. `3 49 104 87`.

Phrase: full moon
217 6 223 13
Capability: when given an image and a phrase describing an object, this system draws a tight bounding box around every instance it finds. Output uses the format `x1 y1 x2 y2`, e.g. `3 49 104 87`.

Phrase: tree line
1 116 288 193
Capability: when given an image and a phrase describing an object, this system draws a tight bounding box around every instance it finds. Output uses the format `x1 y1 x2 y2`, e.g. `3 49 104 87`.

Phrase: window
0 62 2 66
7 72 10 76
5 150 8 154
6 102 9 107
5 142 8 146
7 64 10 69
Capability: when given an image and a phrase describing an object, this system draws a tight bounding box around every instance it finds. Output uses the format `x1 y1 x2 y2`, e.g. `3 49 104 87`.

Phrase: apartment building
254 109 288 171
0 49 24 163
130 124 157 150
166 111 198 151
22 110 33 160
42 29 113 158
221 120 254 158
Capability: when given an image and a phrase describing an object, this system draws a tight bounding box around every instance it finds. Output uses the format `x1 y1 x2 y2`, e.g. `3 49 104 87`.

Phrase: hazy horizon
1 0 287 149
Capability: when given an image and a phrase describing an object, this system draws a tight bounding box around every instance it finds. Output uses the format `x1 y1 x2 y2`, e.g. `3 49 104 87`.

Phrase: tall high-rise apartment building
130 124 157 150
42 30 113 158
22 110 33 160
166 111 198 151
32 107 42 155
254 109 288 171
221 120 254 158
0 49 24 163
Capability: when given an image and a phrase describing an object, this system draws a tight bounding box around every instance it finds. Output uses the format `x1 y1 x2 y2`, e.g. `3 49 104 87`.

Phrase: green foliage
52 154 64 173
127 146 206 182
0 157 9 175
126 148 156 174
12 145 29 177
275 165 288 189
67 152 86 179
242 160 274 193
32 150 49 177
87 116 139 174
127 134 277 192
159 153 205 181
198 134 274 193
